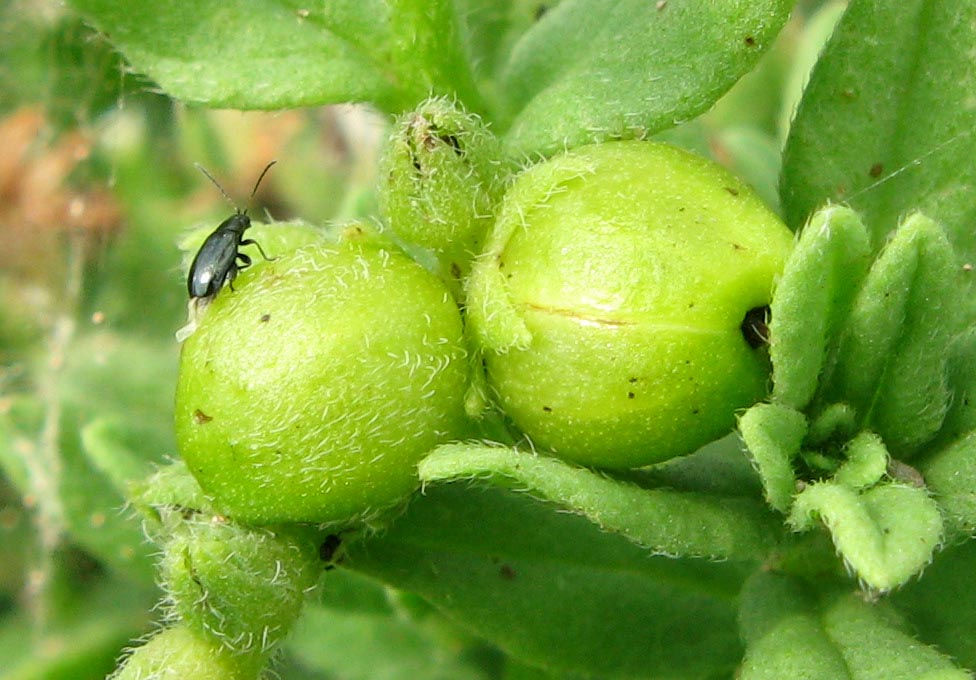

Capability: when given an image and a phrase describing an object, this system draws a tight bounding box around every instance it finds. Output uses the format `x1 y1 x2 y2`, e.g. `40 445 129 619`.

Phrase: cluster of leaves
2 0 976 678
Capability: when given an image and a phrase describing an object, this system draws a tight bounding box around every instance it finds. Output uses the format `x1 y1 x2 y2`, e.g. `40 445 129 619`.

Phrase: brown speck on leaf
450 262 462 279
259 313 271 323
628 392 635 399
628 377 638 383
724 186 740 197
841 88 857 100
534 4 549 20
542 406 552 413
869 162 883 178
193 409 213 424
499 564 517 580
744 36 756 47
732 243 746 251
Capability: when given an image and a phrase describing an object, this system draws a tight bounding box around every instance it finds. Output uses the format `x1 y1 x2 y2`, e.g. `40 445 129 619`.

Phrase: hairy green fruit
467 141 793 468
175 229 469 524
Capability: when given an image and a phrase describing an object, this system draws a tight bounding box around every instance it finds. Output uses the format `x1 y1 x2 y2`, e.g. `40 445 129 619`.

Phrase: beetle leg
241 238 277 261
237 252 253 270
226 265 239 292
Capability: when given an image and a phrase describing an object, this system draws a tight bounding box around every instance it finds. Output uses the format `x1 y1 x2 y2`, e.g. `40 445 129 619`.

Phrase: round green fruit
175 228 469 524
467 141 794 469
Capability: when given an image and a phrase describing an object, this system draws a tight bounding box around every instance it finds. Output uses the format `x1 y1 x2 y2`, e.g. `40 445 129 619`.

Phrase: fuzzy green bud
111 625 263 680
160 516 320 658
379 97 507 290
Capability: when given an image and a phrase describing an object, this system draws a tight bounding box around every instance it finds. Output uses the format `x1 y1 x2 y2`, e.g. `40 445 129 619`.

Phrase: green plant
2 0 975 678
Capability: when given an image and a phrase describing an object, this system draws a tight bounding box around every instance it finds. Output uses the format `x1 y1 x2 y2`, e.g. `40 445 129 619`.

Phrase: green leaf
894 540 976 671
286 598 491 680
920 430 976 540
346 484 748 679
740 571 973 680
498 0 794 156
387 1 486 115
79 418 157 497
931 327 976 447
781 0 976 269
420 443 779 561
828 214 960 456
768 205 871 410
788 482 943 592
69 0 415 112
738 572 850 680
833 431 888 490
819 593 971 680
738 403 807 513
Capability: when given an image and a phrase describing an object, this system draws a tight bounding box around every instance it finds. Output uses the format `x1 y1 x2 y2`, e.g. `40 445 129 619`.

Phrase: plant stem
23 230 86 638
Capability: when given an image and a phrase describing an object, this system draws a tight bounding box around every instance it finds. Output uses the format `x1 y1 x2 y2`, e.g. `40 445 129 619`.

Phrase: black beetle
188 161 277 301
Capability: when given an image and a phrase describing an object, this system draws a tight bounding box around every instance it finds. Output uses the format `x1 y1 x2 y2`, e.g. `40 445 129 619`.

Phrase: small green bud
160 516 320 657
111 625 263 680
379 97 507 290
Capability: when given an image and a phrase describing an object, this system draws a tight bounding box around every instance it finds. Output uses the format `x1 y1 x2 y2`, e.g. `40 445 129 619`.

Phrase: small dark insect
188 161 278 302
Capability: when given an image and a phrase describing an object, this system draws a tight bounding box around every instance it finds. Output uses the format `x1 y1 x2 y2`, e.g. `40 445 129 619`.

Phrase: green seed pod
175 226 470 524
467 141 794 468
160 516 320 657
379 96 507 290
111 625 263 680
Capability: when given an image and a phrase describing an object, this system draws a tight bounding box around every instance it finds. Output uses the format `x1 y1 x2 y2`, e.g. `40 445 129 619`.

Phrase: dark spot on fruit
869 162 883 178
319 534 342 565
628 392 635 399
259 313 271 323
741 306 770 349
499 564 517 580
542 405 552 412
744 35 756 47
193 409 213 424
724 186 740 196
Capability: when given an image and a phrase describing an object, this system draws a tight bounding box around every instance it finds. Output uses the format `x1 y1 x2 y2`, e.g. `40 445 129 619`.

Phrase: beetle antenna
194 163 238 211
244 160 277 216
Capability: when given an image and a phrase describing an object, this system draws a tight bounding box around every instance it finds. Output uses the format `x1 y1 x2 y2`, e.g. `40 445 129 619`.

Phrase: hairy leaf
828 214 959 456
498 0 794 156
738 403 807 513
768 205 871 410
69 0 414 111
781 0 976 273
346 484 748 679
740 571 972 679
789 482 943 592
420 443 779 561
